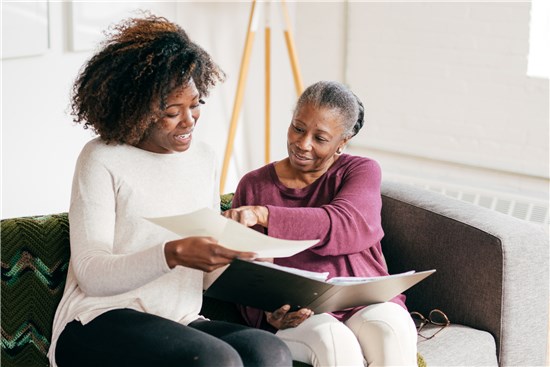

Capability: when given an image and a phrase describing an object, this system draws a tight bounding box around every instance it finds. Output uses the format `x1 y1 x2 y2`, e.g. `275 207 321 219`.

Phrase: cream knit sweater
48 138 220 366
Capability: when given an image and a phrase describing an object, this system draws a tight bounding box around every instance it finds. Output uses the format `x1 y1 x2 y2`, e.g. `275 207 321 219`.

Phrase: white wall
292 1 549 224
2 2 93 219
346 2 548 188
2 1 548 222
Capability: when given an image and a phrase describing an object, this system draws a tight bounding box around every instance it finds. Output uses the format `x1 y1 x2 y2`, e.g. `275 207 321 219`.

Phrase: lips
177 132 191 139
292 151 312 161
175 130 193 142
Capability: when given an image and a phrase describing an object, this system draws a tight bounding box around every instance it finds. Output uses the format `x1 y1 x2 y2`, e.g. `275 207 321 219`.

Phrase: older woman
49 15 292 367
224 81 418 366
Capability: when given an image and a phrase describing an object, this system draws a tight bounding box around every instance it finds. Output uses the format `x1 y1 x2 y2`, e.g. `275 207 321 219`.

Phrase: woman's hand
223 206 269 227
164 236 256 272
265 305 313 330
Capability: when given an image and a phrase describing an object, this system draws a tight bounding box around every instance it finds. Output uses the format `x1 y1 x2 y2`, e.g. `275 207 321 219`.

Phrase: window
527 0 549 78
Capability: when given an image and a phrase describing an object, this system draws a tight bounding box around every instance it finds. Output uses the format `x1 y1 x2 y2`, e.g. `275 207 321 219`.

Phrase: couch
2 181 548 367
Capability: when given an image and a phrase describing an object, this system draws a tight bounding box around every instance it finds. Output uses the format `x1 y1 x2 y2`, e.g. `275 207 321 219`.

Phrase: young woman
49 15 292 367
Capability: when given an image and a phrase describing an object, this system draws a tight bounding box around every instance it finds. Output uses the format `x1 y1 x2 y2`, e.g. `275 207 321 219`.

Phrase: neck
275 157 336 189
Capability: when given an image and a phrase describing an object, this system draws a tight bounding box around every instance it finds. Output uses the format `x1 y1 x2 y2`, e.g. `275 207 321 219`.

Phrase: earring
336 147 343 155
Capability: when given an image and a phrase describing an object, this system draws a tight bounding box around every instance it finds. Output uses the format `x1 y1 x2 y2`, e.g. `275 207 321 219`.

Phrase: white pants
275 302 417 367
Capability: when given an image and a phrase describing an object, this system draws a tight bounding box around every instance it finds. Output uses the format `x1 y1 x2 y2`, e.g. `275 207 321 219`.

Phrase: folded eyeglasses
410 309 450 340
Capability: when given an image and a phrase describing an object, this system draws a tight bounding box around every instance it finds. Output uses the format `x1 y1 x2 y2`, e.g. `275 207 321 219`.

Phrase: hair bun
353 95 365 136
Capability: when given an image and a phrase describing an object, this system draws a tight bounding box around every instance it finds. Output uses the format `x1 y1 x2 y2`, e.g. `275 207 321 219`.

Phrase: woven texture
1 213 70 367
220 193 235 212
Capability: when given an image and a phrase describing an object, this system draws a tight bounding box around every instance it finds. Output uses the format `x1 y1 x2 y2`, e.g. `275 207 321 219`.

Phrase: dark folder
204 259 435 313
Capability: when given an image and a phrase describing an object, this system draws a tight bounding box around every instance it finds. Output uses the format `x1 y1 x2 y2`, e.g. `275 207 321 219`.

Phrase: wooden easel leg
220 0 259 193
265 8 271 165
281 0 304 96
220 1 304 192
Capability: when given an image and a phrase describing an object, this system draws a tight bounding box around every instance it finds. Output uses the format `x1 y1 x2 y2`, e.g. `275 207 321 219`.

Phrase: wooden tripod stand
219 0 304 192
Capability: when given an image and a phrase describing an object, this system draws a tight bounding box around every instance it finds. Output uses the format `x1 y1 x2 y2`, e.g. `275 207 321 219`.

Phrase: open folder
145 208 319 258
204 259 436 314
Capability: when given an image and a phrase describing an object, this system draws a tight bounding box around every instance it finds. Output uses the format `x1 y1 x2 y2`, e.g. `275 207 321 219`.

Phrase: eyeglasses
410 309 450 340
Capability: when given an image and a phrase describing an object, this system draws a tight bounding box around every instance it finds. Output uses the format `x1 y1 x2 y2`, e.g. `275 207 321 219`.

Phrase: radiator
389 176 549 227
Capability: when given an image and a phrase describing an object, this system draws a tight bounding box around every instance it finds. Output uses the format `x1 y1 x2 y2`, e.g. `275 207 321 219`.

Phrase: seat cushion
416 324 498 366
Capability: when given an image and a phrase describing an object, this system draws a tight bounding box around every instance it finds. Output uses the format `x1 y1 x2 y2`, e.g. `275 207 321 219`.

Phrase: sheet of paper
327 270 416 284
251 260 330 281
145 208 319 258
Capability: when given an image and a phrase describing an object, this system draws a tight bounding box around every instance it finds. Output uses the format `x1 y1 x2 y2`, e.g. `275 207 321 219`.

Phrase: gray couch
381 181 549 366
1 181 548 366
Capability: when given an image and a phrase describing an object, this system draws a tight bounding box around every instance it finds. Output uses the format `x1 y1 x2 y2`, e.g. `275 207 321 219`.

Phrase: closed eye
292 125 304 133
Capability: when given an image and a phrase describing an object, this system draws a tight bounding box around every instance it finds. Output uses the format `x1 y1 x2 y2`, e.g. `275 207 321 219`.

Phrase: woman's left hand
223 206 269 227
265 305 313 330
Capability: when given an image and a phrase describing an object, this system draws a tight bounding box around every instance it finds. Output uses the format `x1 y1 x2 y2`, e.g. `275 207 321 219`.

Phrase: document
204 259 436 314
145 208 319 258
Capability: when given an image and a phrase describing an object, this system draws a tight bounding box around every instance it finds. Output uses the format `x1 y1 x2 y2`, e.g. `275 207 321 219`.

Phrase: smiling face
137 79 202 154
286 102 349 176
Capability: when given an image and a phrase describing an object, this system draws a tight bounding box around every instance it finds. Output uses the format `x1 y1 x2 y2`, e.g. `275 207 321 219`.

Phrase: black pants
55 309 292 367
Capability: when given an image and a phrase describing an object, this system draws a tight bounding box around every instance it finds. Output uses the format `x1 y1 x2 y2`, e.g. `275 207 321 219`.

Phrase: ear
337 137 350 153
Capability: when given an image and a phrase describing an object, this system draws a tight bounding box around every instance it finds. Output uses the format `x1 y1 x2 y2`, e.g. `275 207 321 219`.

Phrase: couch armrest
380 181 549 367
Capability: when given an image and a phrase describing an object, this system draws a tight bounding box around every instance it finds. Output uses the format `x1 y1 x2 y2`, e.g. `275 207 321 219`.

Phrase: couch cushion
416 324 498 366
1 213 70 367
380 194 504 352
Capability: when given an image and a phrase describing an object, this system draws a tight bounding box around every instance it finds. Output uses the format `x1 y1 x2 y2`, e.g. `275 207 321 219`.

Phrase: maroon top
232 154 406 330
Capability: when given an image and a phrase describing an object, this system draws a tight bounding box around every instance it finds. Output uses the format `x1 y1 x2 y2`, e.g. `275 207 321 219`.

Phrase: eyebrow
293 120 333 136
166 93 200 109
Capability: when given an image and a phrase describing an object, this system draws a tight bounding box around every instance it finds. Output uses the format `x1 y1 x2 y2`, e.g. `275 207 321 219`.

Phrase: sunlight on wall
528 0 550 78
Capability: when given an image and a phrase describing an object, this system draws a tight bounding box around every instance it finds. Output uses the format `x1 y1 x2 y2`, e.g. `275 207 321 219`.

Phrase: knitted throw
2 213 70 367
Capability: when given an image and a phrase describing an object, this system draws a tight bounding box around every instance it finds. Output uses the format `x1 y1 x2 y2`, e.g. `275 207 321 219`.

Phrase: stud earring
336 147 343 155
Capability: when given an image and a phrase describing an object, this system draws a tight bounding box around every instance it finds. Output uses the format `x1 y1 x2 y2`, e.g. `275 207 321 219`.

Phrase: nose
295 135 312 151
179 108 196 128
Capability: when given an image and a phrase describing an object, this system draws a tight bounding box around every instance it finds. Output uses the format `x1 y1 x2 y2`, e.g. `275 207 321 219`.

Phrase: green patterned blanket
2 213 70 367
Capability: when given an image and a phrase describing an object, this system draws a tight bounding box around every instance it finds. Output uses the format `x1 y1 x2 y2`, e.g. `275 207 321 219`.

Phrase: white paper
146 208 319 258
251 260 330 281
327 270 416 285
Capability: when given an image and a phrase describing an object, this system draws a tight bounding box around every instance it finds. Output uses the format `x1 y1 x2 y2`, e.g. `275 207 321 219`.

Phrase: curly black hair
71 15 225 145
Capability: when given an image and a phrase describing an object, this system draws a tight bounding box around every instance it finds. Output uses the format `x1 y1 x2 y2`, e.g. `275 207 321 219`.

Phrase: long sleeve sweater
232 154 406 329
48 138 220 366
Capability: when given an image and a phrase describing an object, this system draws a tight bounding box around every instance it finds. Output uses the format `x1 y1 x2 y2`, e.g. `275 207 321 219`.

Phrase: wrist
254 206 269 227
164 241 178 269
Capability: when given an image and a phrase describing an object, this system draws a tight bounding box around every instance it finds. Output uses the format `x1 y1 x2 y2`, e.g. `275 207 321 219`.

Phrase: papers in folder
204 259 436 313
145 208 319 258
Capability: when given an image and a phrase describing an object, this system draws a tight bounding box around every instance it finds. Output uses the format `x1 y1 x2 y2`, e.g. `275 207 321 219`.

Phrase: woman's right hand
223 206 269 227
164 236 256 272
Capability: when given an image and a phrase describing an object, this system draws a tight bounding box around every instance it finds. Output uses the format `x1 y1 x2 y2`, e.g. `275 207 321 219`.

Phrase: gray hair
294 81 365 139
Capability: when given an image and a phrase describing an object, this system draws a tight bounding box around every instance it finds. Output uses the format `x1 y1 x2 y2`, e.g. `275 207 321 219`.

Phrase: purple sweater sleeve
241 158 384 257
